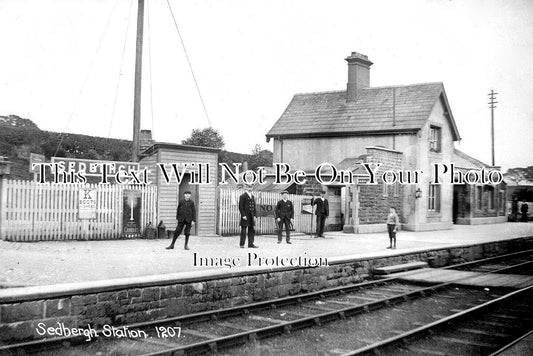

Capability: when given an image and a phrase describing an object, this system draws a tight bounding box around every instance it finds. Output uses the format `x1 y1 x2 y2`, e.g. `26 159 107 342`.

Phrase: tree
248 144 273 170
505 167 533 185
181 128 225 149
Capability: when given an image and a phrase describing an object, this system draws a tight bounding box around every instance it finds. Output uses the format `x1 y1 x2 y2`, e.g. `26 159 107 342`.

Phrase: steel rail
489 328 533 356
492 260 533 274
1 260 454 353
0 277 404 353
340 284 533 356
139 258 533 356
441 248 533 271
3 249 533 355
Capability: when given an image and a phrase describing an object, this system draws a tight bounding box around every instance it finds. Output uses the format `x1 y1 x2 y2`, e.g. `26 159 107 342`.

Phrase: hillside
0 115 257 180
0 115 133 180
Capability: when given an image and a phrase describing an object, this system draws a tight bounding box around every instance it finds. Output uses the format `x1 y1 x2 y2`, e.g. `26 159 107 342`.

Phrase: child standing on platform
386 207 399 249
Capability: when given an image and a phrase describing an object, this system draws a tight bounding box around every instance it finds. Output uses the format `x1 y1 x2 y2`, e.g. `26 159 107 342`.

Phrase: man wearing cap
166 191 196 250
312 190 329 238
275 191 294 244
239 184 258 248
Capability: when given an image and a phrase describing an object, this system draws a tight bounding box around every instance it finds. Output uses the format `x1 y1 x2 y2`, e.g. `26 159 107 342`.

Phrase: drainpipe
278 136 284 162
392 87 396 150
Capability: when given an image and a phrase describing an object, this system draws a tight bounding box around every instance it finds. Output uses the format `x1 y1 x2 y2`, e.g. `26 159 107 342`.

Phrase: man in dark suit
275 191 294 244
166 191 196 250
521 200 529 222
239 184 258 248
312 190 329 238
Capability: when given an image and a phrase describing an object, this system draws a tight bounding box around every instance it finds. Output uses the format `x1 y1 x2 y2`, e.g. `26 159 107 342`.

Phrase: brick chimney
345 52 373 102
139 129 155 152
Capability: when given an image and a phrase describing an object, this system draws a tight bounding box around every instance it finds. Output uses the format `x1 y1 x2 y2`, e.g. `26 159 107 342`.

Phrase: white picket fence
218 188 315 236
0 179 157 241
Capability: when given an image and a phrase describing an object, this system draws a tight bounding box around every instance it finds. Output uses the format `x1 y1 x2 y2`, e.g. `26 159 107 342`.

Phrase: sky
0 0 532 171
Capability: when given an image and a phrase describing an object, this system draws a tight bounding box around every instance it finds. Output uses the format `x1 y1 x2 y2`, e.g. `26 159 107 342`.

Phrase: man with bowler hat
166 191 195 250
312 190 329 238
239 184 258 248
275 190 294 244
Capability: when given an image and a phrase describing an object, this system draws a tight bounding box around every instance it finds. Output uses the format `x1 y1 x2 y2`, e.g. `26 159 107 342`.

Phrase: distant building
266 51 500 232
140 143 219 236
504 177 533 220
452 149 506 224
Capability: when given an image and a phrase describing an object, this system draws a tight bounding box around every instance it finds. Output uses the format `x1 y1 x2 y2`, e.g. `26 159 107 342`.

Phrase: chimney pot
345 51 373 102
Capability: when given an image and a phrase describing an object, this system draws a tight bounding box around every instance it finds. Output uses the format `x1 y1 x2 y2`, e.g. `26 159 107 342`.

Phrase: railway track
341 285 533 355
2 250 533 355
450 250 533 274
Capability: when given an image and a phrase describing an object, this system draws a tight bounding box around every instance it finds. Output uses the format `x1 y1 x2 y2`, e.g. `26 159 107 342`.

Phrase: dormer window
429 126 442 152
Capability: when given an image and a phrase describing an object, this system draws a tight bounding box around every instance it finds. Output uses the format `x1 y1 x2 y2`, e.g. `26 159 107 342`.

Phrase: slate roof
452 149 490 169
267 82 460 140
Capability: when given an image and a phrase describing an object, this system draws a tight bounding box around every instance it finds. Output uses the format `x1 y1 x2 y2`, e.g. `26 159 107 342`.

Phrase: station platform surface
0 222 532 288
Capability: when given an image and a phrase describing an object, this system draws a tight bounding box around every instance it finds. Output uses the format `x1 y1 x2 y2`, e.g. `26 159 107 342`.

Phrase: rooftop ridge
454 148 490 168
364 82 443 90
292 82 443 97
294 89 346 96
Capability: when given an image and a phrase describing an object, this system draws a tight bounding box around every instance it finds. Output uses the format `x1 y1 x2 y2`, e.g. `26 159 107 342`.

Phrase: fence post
217 187 221 235
0 176 6 240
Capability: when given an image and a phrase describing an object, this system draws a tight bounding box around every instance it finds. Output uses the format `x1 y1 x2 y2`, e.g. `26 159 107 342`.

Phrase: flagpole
132 0 144 162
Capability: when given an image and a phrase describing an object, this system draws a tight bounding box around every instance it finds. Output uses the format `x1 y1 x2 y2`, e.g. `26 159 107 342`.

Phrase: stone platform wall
2 236 533 342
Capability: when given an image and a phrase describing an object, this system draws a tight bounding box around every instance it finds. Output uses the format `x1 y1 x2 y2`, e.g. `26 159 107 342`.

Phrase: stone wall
455 184 507 222
472 184 506 218
1 236 532 342
358 147 403 224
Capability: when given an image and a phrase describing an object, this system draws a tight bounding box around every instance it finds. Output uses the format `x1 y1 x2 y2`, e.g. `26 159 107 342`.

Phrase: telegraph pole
488 89 498 166
132 0 145 162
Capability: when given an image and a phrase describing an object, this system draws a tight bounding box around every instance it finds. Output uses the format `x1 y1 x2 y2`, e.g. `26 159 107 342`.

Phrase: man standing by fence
239 184 258 248
166 191 195 250
276 191 294 244
312 190 329 238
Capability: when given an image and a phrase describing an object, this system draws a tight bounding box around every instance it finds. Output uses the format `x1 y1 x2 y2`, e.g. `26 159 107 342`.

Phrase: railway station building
266 51 502 232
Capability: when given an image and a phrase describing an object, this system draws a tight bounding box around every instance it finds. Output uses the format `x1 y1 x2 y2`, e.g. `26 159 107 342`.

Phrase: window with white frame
428 184 440 211
429 126 442 152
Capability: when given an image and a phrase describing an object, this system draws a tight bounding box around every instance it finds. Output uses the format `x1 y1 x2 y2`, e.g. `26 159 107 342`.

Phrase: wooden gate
218 188 314 236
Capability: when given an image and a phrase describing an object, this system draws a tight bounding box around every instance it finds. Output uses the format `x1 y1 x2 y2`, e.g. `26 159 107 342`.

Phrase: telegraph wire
108 0 135 138
55 0 120 156
165 0 212 127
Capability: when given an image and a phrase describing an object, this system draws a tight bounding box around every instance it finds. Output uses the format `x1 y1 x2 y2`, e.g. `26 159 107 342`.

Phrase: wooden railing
0 179 157 241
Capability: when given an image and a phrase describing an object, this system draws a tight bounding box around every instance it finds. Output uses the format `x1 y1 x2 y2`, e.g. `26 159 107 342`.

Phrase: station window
429 126 442 152
393 182 400 197
499 190 505 213
475 186 482 210
486 186 495 210
428 184 440 212
382 182 388 197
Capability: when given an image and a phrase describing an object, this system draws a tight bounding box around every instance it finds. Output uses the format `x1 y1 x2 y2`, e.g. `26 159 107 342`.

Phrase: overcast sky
0 0 532 170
